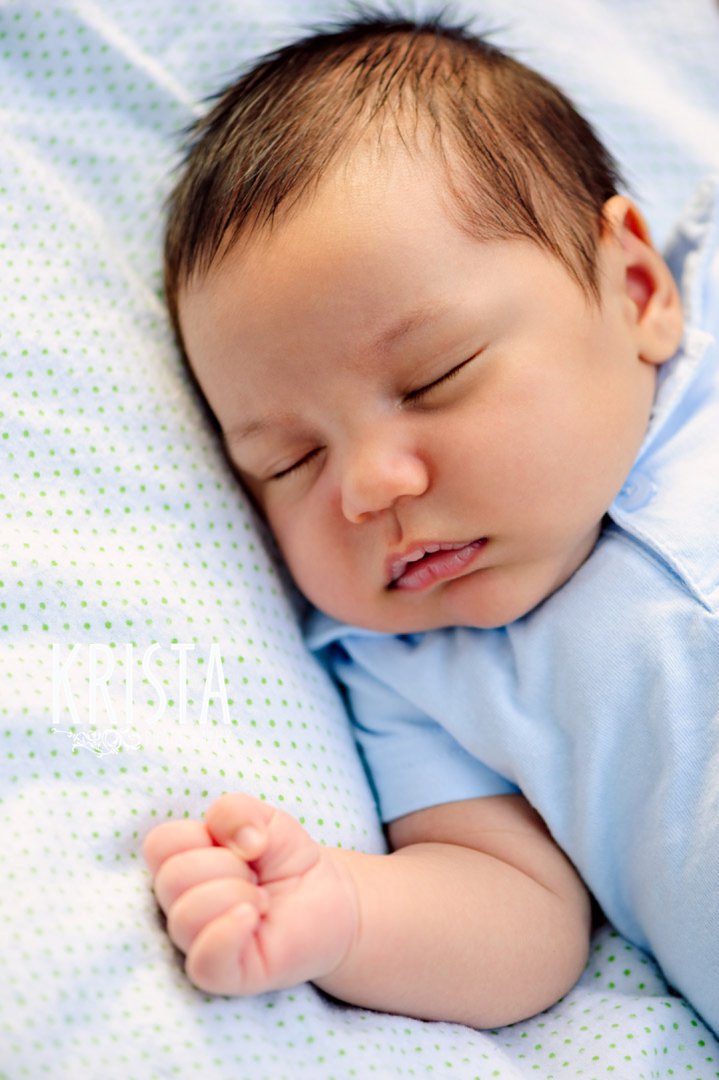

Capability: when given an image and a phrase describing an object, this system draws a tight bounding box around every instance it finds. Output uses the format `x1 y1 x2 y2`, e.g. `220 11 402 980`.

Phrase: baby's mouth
387 539 488 591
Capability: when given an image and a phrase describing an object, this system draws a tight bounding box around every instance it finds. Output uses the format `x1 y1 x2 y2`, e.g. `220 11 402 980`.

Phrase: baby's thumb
205 793 319 882
204 793 271 862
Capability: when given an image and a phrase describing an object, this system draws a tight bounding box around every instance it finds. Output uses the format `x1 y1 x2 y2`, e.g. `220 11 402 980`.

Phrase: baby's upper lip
385 540 479 586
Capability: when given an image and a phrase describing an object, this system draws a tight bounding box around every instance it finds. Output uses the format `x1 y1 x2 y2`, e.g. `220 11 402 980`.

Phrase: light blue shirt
307 178 719 1034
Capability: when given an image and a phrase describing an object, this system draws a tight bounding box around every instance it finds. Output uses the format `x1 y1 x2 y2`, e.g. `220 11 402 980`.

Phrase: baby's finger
167 877 269 953
142 820 212 876
153 846 258 913
206 793 320 884
185 900 267 996
204 793 276 861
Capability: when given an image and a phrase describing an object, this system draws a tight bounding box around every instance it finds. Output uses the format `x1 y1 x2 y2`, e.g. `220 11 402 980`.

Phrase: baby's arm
322 794 590 1026
143 793 590 1028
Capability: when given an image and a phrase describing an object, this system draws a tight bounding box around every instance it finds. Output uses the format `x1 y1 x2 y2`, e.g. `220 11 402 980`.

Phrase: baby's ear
601 195 683 365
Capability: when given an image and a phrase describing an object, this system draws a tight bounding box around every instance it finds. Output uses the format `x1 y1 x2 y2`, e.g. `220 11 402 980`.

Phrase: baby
142 10 719 1031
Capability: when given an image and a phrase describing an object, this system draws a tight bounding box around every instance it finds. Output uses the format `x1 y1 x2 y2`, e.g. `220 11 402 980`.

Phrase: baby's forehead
206 152 503 311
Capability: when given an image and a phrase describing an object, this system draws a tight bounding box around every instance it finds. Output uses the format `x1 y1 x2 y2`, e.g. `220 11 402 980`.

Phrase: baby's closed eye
403 354 479 404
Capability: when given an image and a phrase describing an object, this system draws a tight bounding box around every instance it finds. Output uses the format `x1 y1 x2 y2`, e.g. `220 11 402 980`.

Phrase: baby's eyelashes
403 355 476 404
269 446 326 481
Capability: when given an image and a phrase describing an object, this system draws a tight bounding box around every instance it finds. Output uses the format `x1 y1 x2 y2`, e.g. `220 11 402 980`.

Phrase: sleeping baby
142 9 719 1032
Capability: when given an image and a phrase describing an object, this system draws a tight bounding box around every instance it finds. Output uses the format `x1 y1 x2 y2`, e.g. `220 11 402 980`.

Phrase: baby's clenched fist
142 793 359 996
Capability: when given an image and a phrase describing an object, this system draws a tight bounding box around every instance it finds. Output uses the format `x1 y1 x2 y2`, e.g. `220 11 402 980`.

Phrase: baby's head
167 9 683 633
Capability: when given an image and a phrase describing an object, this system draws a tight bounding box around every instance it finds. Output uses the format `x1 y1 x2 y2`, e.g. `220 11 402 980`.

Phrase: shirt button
616 473 657 512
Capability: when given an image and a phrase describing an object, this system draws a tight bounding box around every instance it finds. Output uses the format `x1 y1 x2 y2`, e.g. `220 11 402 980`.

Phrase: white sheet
1 2 718 1077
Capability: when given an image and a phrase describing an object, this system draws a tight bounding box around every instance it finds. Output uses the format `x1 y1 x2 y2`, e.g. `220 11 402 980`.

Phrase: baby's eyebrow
224 412 297 447
370 302 447 353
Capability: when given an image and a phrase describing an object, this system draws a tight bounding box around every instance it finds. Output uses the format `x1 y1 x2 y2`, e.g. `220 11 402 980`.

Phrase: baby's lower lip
391 539 488 591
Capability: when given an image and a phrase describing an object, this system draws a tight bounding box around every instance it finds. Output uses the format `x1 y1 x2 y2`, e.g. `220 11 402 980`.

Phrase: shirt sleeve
328 641 520 823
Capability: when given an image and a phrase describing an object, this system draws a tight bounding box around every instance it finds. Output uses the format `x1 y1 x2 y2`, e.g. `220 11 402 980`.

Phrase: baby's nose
340 441 429 523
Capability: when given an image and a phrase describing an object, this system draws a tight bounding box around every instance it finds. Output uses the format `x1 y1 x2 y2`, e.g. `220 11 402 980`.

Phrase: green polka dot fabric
1 3 718 1078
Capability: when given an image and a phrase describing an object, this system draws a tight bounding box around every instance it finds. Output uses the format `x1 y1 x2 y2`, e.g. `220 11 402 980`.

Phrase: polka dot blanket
2 2 718 1078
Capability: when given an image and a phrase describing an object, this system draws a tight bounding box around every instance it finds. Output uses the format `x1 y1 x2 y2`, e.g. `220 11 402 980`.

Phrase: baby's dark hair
164 6 623 344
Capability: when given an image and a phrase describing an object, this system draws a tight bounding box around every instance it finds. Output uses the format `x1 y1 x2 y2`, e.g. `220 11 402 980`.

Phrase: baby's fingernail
232 825 264 858
232 902 258 923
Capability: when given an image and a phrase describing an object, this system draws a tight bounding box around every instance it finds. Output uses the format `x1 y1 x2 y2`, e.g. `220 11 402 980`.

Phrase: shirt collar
636 175 719 462
635 325 714 467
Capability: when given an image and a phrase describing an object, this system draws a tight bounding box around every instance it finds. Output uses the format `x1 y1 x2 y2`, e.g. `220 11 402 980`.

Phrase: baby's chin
312 594 536 636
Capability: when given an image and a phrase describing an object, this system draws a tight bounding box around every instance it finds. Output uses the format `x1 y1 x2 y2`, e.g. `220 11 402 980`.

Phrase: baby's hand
142 794 358 996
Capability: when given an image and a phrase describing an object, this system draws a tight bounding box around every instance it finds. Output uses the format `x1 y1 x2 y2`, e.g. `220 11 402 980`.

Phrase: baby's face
179 151 665 632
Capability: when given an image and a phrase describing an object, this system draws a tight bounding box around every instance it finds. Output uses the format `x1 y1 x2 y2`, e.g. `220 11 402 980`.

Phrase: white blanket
2 2 719 1077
